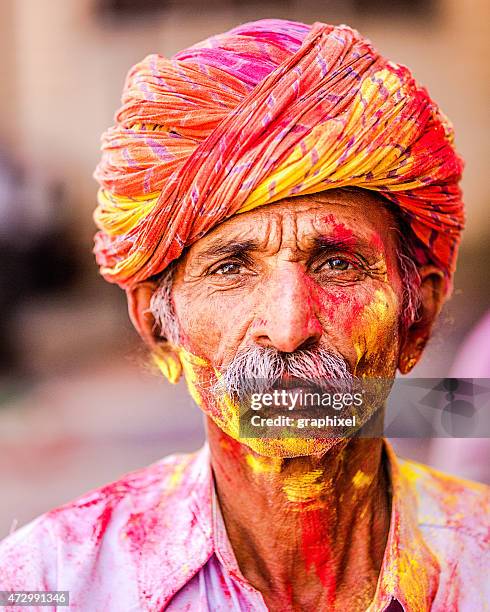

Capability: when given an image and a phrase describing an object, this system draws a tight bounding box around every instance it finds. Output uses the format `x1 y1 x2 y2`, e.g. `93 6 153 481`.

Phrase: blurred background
0 0 489 537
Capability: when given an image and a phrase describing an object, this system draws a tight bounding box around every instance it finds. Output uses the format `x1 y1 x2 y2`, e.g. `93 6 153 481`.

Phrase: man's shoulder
46 448 202 522
396 457 490 606
0 448 207 592
398 455 490 540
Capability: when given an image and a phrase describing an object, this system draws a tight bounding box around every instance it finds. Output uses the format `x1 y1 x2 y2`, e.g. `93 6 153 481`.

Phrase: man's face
170 189 405 456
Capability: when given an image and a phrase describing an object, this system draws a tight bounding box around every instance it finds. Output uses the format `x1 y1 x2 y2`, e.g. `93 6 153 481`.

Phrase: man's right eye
211 261 243 275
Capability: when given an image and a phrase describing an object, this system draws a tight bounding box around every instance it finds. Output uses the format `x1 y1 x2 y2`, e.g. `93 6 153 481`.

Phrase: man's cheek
319 287 366 328
349 289 400 375
173 294 221 356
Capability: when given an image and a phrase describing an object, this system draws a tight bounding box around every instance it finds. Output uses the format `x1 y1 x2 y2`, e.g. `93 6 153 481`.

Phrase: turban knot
93 19 464 291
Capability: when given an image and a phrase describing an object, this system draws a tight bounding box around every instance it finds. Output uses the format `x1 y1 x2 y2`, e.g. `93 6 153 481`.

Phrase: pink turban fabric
93 19 464 290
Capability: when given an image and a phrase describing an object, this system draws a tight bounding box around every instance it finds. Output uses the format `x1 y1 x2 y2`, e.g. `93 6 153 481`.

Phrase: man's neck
206 419 392 612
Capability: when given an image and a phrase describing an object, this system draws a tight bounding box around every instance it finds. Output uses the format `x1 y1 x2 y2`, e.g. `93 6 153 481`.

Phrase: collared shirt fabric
166 486 267 611
0 441 488 611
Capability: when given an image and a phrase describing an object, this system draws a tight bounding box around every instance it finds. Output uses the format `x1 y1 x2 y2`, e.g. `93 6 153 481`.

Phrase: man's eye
212 261 243 275
325 257 352 271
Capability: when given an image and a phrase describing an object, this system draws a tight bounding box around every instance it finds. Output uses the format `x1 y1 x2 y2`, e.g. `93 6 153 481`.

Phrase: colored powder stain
354 341 364 373
399 462 423 487
218 572 232 599
216 391 241 438
178 347 210 408
352 469 373 489
285 582 294 608
245 453 281 475
243 436 334 458
322 290 345 307
352 289 393 364
368 232 385 252
176 349 341 456
282 469 326 503
178 347 332 455
152 351 181 384
167 460 188 491
92 504 114 545
428 467 488 513
322 215 355 244
322 289 359 328
177 346 241 438
218 438 233 453
369 289 391 317
383 553 426 610
301 509 336 604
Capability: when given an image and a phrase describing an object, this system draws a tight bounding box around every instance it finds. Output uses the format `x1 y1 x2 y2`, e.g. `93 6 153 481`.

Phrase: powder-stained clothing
0 441 488 611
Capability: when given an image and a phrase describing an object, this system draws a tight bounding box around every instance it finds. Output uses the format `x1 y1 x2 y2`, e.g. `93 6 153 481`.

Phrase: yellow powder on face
282 469 327 503
352 469 374 489
178 347 210 407
358 289 392 357
215 389 241 439
175 348 238 434
351 288 399 378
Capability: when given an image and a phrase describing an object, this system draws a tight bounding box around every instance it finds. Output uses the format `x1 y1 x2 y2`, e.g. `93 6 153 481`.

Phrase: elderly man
1 19 488 612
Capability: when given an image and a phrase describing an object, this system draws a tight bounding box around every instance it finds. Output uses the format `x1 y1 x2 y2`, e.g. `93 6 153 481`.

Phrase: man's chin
239 436 344 458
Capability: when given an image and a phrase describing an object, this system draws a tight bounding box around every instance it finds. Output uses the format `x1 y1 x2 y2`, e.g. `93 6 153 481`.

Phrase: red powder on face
322 215 387 270
320 287 368 335
368 233 384 252
322 215 356 244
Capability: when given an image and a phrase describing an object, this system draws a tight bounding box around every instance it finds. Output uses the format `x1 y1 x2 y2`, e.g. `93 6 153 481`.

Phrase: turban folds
93 19 464 290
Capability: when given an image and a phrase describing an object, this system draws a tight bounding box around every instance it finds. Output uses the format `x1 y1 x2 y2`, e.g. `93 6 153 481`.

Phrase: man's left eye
325 257 352 271
213 262 242 275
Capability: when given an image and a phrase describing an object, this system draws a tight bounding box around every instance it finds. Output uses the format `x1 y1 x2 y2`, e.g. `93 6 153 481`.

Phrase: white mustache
213 345 354 401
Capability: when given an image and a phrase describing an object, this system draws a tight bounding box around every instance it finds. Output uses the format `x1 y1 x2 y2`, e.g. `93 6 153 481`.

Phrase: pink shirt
0 441 489 611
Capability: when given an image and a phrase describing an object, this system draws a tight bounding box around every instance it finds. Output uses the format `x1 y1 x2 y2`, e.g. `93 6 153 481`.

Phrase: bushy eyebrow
194 239 259 264
312 235 358 251
308 234 377 259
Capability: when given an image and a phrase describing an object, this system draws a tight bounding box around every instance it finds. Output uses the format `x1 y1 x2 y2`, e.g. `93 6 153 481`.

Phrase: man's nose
250 264 323 353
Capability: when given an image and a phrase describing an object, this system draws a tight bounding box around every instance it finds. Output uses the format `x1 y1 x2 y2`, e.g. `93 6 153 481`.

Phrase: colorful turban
93 19 464 291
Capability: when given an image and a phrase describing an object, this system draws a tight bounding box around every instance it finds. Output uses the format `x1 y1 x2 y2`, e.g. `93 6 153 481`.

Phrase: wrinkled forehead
186 189 401 261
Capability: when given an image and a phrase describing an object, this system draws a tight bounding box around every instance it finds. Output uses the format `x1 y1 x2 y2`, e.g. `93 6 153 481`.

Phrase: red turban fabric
93 19 464 291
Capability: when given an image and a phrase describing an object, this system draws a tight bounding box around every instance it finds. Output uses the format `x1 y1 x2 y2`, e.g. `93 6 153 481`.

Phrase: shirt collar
367 440 440 611
144 440 440 611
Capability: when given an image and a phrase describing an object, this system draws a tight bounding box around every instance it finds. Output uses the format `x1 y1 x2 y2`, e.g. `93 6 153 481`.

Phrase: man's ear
126 281 182 383
398 265 446 374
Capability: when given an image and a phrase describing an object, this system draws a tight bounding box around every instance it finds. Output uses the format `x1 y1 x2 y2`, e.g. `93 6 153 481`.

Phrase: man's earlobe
398 265 446 374
126 281 182 383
